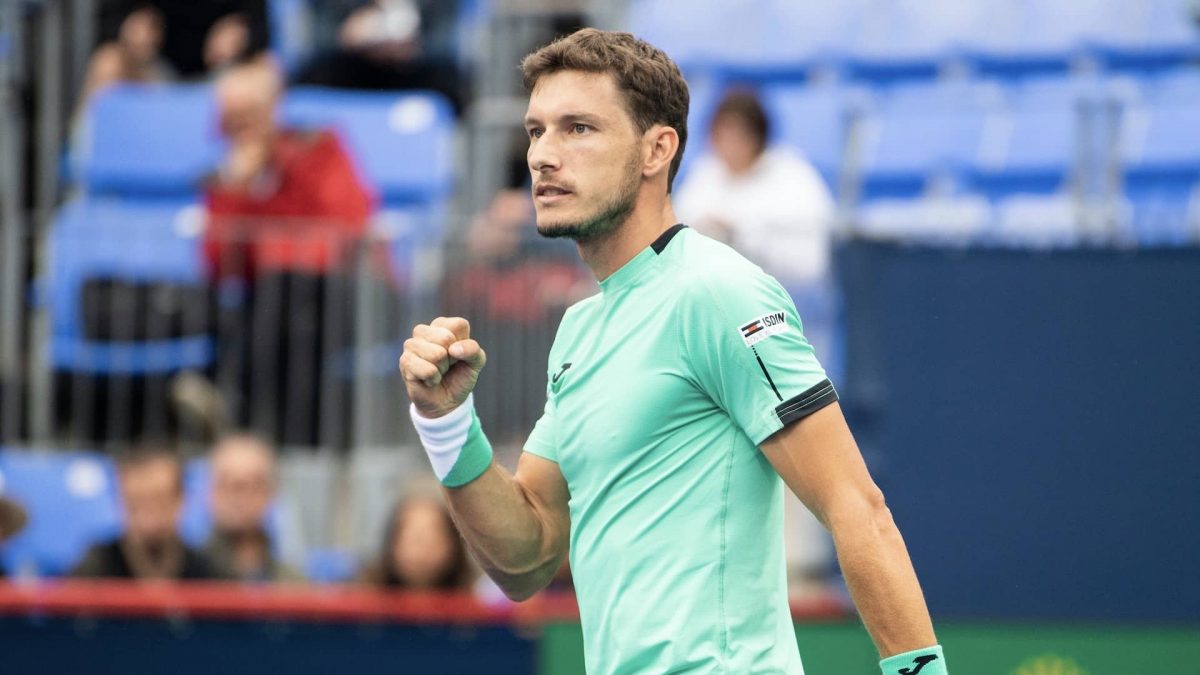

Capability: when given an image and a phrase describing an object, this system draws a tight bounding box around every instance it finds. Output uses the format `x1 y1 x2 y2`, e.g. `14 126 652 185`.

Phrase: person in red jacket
205 57 375 279
200 57 376 447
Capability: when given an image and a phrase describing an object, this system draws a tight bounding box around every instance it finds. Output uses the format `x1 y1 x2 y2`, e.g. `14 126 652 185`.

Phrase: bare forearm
443 462 563 600
830 499 936 657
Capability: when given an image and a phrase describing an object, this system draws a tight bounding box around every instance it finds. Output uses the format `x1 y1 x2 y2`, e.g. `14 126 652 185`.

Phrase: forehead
526 70 631 123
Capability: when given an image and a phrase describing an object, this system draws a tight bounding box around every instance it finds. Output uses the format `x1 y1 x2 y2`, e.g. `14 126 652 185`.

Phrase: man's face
217 82 277 147
210 442 274 534
120 459 182 545
525 71 644 242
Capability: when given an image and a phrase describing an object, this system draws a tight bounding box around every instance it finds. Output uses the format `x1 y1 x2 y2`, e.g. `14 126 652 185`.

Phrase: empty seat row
632 0 1200 80
73 84 456 206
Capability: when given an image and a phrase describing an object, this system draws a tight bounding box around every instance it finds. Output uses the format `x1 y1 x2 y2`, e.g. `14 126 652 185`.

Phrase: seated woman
358 484 472 590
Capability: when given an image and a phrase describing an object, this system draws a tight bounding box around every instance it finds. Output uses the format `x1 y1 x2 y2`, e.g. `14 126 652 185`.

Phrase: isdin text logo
1011 654 1088 675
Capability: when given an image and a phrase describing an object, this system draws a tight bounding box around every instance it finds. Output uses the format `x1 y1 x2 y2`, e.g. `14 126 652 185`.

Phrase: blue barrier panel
837 241 1200 621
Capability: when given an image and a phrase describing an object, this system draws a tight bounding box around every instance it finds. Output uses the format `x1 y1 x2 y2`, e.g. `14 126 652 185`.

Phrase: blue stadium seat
856 194 992 243
0 449 121 576
858 81 1001 199
1120 181 1199 245
761 84 857 184
268 0 314 74
304 548 359 584
972 76 1104 197
76 84 221 198
282 88 455 207
46 199 213 374
1090 0 1200 72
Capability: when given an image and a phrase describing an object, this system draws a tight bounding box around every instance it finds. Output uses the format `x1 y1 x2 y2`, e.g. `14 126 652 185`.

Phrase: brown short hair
713 89 770 155
521 28 690 192
115 444 184 494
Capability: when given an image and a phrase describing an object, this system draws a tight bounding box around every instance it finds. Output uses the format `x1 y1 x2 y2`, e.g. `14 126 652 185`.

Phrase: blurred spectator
78 3 174 112
358 485 472 590
204 57 375 282
443 182 592 444
297 0 464 111
99 0 270 79
0 496 29 579
204 434 303 583
674 90 836 288
72 446 218 580
199 57 376 447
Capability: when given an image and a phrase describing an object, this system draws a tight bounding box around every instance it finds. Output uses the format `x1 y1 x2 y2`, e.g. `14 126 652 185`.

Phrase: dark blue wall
837 242 1200 622
0 616 534 675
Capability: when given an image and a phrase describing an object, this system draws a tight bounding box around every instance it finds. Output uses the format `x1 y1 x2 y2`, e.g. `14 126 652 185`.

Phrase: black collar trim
651 224 688 254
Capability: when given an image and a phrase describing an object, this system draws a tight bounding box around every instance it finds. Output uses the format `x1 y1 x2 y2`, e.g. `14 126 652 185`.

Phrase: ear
641 124 679 182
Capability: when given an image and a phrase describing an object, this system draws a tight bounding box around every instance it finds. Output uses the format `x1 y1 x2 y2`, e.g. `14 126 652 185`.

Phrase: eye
572 123 590 134
528 127 544 139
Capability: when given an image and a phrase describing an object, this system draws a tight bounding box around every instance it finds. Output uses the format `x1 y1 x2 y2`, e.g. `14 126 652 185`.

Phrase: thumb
448 339 486 371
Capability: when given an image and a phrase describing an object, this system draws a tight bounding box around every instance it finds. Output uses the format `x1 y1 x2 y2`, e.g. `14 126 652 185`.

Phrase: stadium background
0 0 1198 673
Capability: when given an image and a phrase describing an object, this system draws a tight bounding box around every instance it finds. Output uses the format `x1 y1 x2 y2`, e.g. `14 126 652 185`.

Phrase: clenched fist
400 317 487 419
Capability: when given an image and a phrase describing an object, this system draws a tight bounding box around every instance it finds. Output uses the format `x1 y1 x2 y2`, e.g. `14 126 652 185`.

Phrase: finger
431 316 471 342
414 323 456 349
399 352 441 384
448 339 486 370
404 338 451 374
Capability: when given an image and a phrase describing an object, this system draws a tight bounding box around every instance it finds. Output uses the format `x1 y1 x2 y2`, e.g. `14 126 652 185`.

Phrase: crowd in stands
0 435 487 592
36 0 1200 596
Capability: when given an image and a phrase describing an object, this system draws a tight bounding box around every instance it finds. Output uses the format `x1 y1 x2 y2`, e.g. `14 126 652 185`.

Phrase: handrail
0 580 850 625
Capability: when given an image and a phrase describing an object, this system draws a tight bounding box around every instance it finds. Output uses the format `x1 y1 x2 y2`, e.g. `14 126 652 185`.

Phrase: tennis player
400 28 947 675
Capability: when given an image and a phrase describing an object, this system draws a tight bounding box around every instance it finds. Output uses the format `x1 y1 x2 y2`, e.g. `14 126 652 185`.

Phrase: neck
576 190 678 281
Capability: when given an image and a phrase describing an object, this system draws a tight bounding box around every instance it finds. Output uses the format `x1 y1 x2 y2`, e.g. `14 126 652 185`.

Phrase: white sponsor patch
739 310 789 347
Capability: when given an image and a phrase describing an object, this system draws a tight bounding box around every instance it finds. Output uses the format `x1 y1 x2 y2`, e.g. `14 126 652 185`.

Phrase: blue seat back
46 200 211 374
79 85 221 198
0 450 121 576
283 88 455 207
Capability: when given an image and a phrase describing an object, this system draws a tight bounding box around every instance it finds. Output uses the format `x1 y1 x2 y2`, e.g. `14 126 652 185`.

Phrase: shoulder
667 229 794 332
672 228 780 299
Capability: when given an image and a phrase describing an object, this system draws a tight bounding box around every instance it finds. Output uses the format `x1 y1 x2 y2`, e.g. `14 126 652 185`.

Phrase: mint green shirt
524 225 837 674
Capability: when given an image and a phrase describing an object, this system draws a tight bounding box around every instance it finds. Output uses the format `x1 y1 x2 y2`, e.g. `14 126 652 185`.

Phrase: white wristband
409 394 475 481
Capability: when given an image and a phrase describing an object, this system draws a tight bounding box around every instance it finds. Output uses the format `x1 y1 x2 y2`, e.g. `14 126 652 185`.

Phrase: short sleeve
523 383 560 463
682 267 837 445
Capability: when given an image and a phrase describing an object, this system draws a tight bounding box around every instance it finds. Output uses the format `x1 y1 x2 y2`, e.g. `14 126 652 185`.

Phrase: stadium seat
761 83 858 185
858 81 1002 199
75 84 222 198
855 194 992 243
0 449 121 576
1090 0 1200 72
304 548 359 584
282 88 456 207
46 199 213 374
268 0 314 74
971 76 1105 197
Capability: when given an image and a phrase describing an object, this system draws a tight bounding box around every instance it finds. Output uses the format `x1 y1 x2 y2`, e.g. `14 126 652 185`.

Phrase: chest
548 295 718 485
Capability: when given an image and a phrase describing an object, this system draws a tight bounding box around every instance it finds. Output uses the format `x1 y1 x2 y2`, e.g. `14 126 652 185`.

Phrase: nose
527 131 562 175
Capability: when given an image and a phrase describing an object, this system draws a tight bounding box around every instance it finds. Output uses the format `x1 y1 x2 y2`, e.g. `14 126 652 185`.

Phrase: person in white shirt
674 89 836 289
675 89 838 592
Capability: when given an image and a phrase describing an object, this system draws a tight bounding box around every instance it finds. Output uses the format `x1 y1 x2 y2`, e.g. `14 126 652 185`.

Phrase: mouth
534 183 573 204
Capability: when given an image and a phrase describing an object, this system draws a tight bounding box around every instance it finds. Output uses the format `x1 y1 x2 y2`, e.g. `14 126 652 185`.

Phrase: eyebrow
523 112 605 128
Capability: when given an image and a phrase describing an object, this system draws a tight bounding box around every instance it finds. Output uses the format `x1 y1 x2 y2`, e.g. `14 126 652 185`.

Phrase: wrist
409 394 493 487
880 645 946 675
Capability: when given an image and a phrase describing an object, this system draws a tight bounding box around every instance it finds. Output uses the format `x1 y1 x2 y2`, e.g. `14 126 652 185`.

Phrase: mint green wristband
440 410 494 487
880 645 946 675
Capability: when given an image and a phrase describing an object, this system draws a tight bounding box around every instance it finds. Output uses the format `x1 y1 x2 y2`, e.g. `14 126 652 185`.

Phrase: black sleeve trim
775 379 838 427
